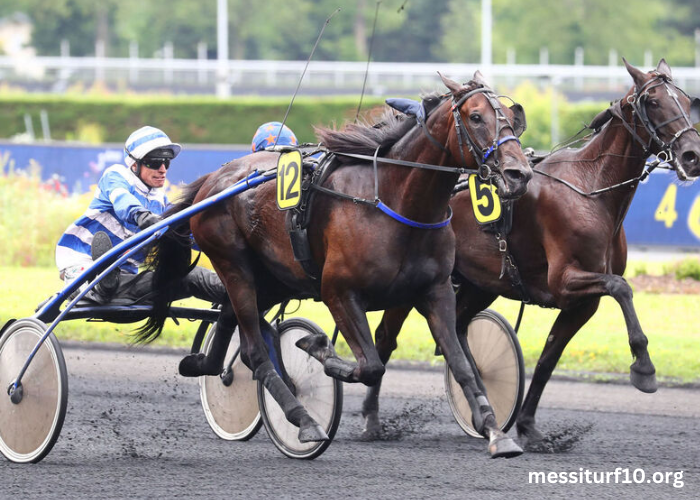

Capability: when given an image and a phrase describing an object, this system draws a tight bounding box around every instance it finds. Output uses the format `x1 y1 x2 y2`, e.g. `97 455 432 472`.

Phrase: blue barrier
625 168 700 248
0 141 248 196
2 142 700 248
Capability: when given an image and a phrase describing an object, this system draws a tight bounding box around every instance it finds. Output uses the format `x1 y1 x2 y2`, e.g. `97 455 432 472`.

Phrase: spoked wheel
258 318 343 460
0 318 68 463
199 325 262 441
445 309 525 438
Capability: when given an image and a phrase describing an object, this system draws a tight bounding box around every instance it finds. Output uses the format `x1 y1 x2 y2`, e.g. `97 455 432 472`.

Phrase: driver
55 126 227 306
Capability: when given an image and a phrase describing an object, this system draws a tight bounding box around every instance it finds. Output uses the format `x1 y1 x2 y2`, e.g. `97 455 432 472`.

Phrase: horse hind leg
516 300 599 448
360 306 410 439
179 301 237 377
226 272 328 442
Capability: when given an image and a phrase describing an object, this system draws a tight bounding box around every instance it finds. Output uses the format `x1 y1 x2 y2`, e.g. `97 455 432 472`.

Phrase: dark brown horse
139 72 532 457
364 59 700 448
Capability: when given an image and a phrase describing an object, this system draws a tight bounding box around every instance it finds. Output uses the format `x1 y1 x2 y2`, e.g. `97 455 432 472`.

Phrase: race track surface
1 344 698 499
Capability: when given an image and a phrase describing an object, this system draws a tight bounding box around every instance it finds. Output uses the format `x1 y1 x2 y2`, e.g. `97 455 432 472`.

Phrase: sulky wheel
445 309 525 438
0 318 68 463
258 318 342 460
199 325 262 441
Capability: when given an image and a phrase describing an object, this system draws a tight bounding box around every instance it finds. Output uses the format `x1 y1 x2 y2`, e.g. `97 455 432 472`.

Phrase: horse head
623 58 700 180
438 71 532 199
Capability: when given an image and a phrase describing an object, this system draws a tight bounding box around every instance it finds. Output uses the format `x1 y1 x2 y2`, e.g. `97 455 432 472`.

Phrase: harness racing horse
364 59 700 448
139 72 532 458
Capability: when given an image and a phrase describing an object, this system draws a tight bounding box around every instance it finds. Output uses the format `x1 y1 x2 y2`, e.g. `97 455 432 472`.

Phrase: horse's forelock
451 80 486 102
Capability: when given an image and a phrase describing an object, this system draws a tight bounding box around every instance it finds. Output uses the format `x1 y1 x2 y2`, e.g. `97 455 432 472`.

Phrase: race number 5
469 174 502 224
276 150 302 210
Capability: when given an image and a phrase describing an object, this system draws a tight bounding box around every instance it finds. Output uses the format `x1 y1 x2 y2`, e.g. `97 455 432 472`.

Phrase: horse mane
315 80 484 162
314 109 416 160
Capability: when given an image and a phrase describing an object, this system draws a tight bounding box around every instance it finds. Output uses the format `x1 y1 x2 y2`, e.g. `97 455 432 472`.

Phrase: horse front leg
361 305 412 439
417 280 522 458
297 291 385 386
453 282 498 395
516 299 599 447
607 275 657 392
553 268 657 393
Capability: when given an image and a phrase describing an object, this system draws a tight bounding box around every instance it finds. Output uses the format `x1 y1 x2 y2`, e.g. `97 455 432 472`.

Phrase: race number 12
276 150 302 210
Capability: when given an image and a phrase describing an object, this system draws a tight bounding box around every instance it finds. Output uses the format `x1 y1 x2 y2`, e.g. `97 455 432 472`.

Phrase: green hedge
0 94 387 146
0 89 610 151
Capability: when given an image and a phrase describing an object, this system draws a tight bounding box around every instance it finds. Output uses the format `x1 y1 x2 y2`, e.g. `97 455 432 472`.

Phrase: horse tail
134 173 212 343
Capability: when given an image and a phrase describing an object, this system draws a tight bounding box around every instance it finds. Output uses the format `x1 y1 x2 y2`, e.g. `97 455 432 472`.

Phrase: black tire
444 309 525 438
0 318 68 463
257 318 343 460
199 325 262 441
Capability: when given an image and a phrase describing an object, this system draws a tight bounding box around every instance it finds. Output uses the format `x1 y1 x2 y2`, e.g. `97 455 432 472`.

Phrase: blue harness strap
482 135 520 161
376 201 453 229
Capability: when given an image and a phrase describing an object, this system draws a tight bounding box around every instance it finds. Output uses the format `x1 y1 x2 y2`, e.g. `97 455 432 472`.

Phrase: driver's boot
91 231 120 301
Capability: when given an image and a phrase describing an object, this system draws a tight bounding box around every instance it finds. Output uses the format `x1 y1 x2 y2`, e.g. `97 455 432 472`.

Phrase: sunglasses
140 157 170 170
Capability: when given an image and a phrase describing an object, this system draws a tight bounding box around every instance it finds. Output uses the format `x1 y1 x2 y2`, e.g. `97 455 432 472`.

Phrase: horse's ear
438 71 462 94
472 70 490 88
589 108 613 130
690 97 700 125
509 103 527 137
656 58 672 79
623 57 647 87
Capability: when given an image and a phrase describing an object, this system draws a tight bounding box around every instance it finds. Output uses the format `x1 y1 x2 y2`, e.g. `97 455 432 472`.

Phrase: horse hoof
630 368 657 393
178 353 219 377
298 422 329 443
324 356 356 382
361 414 381 440
488 436 523 459
295 333 329 359
516 424 545 448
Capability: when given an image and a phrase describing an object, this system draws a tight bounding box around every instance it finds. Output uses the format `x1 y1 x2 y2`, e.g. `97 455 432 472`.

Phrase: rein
534 155 664 198
314 86 522 230
534 74 697 197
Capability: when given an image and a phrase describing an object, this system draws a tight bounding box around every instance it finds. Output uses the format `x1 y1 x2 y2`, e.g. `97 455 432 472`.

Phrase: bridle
611 72 700 176
418 87 522 181
537 72 700 195
312 85 526 229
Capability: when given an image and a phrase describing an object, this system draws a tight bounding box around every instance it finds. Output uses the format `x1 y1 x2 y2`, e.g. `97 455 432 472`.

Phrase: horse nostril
504 169 524 182
681 151 699 166
504 168 531 185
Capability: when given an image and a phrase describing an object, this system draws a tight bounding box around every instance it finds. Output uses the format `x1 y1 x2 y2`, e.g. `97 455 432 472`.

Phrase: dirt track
2 344 699 499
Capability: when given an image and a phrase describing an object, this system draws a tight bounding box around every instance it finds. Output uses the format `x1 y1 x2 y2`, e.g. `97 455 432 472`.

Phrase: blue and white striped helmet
124 126 182 167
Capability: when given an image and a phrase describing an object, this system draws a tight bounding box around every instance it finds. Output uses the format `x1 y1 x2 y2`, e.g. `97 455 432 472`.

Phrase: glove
136 211 161 230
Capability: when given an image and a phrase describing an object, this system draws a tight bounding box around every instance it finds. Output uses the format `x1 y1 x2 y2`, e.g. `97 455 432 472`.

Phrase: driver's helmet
124 126 182 167
251 122 298 152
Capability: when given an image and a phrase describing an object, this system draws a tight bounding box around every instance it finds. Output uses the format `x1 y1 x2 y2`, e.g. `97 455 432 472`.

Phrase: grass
1 265 698 384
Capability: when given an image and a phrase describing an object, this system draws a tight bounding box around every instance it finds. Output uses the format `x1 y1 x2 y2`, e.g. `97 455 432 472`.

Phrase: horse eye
649 99 660 108
470 113 482 123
